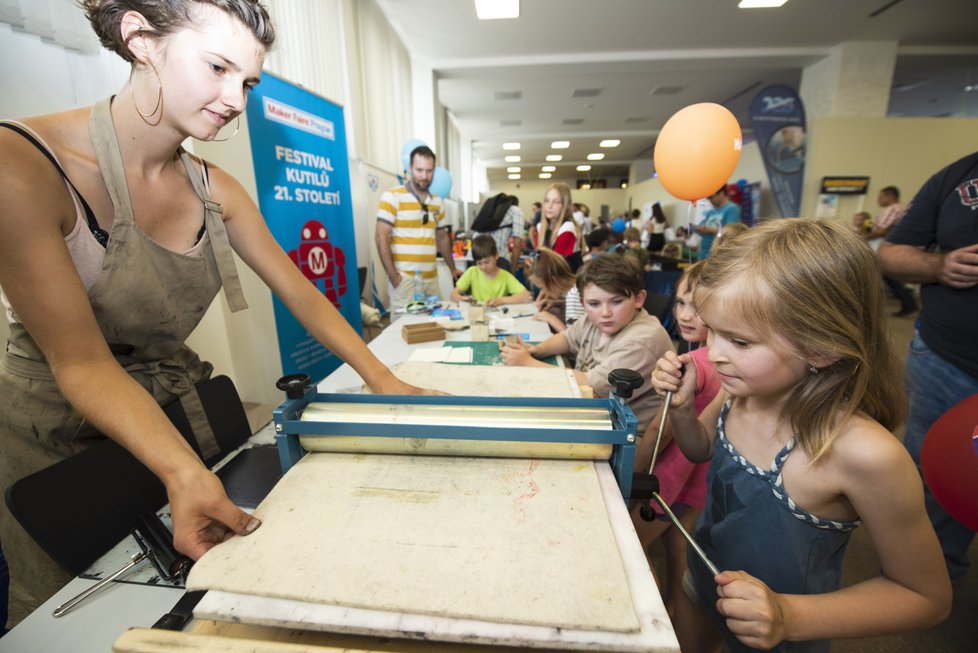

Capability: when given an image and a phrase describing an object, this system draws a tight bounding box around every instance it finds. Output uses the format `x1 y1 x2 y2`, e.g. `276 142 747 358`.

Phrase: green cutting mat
443 341 558 366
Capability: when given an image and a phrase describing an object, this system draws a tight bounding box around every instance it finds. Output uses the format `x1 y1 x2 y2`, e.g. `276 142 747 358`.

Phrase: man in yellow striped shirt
375 145 461 312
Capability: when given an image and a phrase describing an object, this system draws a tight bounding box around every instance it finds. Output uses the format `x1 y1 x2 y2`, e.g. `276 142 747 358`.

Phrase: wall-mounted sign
820 176 870 195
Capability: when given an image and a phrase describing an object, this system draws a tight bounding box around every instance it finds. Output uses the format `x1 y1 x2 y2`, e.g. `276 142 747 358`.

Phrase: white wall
802 116 978 221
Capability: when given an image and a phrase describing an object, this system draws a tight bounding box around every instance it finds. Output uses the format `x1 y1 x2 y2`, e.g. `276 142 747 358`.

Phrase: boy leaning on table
501 255 673 433
450 235 532 307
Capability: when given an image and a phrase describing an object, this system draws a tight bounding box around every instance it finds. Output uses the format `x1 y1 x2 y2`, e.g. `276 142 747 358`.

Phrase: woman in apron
0 0 426 624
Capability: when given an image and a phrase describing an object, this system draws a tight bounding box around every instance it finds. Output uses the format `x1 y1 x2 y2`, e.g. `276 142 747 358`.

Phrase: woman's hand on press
374 376 449 396
167 466 260 560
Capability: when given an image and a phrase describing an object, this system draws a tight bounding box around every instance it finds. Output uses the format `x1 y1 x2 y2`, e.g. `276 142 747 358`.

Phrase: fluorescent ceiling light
504 155 521 162
738 0 788 8
599 139 621 147
541 165 556 172
587 153 605 160
507 166 521 172
551 141 570 149
539 173 552 179
503 142 521 150
576 165 591 171
508 173 521 180
546 154 562 162
476 0 520 20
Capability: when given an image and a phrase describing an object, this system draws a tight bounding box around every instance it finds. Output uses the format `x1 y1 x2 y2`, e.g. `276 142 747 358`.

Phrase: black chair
644 270 682 339
4 375 252 576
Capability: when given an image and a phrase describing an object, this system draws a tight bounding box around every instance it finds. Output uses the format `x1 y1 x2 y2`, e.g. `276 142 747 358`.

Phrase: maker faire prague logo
287 220 348 307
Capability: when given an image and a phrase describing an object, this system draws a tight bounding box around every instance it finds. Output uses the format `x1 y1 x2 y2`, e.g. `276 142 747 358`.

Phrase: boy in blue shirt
695 185 741 259
451 235 532 307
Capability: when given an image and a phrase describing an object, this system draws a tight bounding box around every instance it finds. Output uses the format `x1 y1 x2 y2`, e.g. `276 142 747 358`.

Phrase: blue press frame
274 391 638 499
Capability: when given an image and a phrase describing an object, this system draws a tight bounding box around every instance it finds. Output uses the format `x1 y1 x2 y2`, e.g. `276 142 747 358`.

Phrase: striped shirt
377 185 445 279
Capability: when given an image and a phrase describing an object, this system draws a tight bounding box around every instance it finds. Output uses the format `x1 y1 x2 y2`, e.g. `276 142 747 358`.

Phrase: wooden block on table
470 323 490 342
401 322 446 344
467 306 486 323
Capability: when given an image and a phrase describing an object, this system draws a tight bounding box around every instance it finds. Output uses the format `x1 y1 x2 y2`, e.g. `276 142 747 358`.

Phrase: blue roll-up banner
244 71 360 383
749 84 806 217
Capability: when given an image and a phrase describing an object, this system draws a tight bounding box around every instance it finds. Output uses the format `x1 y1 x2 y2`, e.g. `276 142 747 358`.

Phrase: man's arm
879 241 978 289
374 221 401 287
437 227 462 279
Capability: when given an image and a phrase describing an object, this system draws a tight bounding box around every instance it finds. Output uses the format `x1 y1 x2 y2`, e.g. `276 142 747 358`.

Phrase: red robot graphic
287 220 347 308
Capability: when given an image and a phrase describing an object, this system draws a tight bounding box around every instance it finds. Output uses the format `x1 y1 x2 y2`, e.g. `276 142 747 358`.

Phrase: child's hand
501 343 533 366
715 571 787 650
486 297 504 307
651 351 696 409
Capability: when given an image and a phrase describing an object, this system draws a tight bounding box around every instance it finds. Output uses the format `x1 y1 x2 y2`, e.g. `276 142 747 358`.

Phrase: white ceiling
376 0 978 184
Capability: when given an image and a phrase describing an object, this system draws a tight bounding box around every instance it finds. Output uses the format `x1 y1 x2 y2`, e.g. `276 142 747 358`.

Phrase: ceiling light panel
508 173 521 179
587 153 605 160
576 165 592 171
539 173 552 179
507 166 521 172
503 142 521 150
504 155 521 162
476 0 520 20
599 139 621 147
541 165 556 172
738 0 788 7
551 141 570 149
546 154 562 161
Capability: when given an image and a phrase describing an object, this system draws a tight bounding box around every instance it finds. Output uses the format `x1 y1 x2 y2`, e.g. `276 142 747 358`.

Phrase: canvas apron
0 97 247 625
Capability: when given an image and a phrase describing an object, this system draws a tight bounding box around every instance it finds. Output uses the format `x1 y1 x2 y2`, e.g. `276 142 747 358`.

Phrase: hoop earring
211 115 240 142
131 58 163 126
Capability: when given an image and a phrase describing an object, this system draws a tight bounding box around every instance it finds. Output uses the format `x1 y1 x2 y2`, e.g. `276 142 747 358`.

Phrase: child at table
450 235 531 307
630 262 720 639
527 248 579 332
502 254 673 434
651 219 950 652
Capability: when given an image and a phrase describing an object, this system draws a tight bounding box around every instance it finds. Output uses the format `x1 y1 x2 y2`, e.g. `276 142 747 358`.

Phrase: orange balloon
654 103 743 201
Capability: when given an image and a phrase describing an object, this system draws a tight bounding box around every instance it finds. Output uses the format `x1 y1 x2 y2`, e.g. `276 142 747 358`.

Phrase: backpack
471 193 515 233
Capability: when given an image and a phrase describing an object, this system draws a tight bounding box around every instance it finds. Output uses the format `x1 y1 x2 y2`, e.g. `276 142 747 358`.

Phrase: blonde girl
528 247 578 332
536 183 583 271
652 219 950 652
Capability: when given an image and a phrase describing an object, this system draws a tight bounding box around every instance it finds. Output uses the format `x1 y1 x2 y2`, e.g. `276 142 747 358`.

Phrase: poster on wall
245 71 360 383
749 84 806 218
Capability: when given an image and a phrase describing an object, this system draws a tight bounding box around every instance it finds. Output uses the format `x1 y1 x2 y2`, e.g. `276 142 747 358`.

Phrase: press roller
272 369 647 499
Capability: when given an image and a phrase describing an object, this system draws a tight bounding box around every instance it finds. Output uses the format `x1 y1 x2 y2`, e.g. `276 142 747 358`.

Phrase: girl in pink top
630 262 720 623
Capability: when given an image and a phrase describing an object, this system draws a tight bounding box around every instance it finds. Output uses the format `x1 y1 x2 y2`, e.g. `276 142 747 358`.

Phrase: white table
319 302 553 392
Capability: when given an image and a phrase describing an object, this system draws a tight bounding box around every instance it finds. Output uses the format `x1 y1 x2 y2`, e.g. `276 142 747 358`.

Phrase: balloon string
686 201 694 264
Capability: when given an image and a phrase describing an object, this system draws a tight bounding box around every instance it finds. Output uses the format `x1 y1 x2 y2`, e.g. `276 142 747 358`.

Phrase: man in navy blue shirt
879 152 978 581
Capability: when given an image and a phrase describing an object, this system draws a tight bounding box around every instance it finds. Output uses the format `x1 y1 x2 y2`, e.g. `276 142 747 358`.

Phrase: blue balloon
429 166 453 197
401 138 427 172
737 178 748 186
612 217 626 234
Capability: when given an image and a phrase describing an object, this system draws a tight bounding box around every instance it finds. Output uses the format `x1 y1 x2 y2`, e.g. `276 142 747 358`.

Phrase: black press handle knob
276 374 311 400
608 368 643 399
